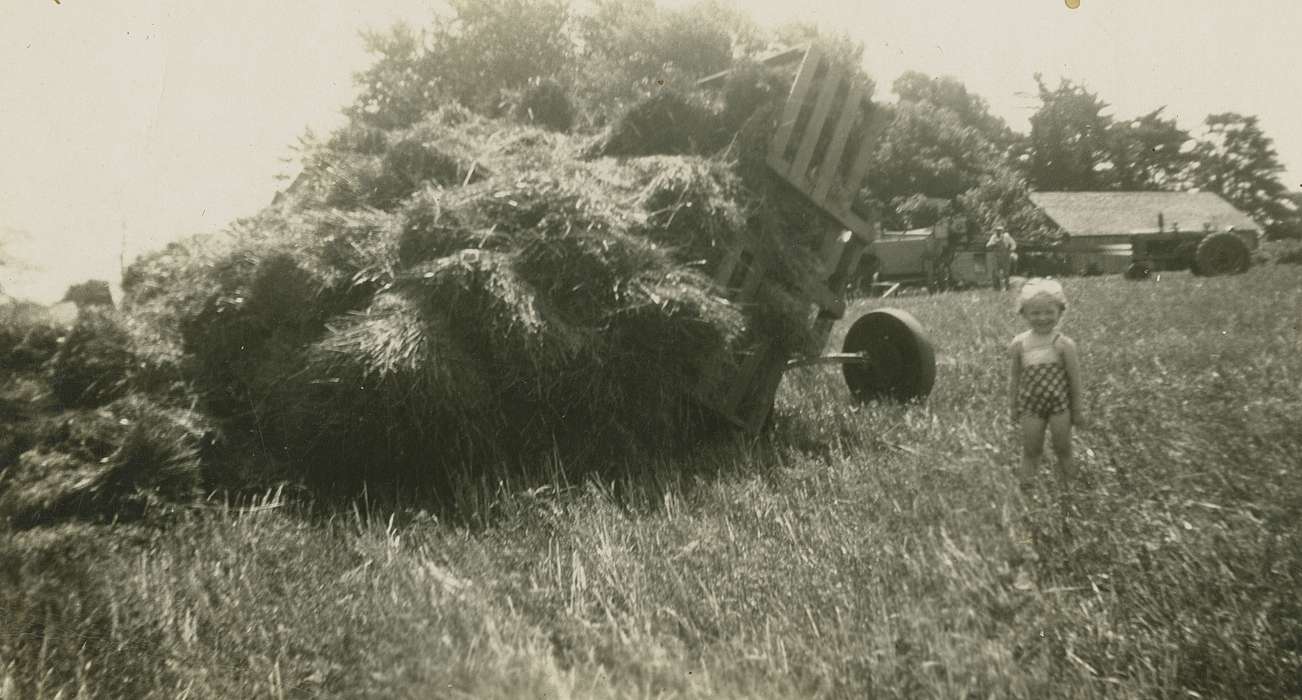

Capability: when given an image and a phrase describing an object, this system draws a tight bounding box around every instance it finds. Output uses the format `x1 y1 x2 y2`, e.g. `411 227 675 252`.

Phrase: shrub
1253 238 1302 266
61 279 114 308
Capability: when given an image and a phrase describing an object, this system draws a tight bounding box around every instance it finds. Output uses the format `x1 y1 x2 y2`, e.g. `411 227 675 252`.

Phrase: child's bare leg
1048 412 1074 487
1018 415 1047 492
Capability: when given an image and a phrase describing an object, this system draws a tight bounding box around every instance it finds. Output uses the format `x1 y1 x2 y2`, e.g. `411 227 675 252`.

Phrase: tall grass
2 268 1299 698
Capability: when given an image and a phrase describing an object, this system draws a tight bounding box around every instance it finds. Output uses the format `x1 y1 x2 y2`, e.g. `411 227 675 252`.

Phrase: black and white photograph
2 0 1300 696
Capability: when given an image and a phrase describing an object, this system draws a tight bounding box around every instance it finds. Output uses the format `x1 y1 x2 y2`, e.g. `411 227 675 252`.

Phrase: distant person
1007 279 1085 495
986 226 1017 290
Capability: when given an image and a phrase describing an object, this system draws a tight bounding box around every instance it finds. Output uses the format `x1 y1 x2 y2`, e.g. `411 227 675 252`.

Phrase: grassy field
3 267 1300 698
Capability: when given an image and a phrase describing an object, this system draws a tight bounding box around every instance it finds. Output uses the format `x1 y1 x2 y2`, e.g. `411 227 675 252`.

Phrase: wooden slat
812 79 867 203
841 102 887 203
767 45 824 167
789 65 844 187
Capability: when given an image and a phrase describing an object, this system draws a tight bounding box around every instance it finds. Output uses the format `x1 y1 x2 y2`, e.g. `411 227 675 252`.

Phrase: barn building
1029 191 1261 275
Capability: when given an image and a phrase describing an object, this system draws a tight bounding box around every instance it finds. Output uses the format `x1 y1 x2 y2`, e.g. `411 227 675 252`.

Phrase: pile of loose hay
0 307 214 528
0 395 211 528
105 63 849 493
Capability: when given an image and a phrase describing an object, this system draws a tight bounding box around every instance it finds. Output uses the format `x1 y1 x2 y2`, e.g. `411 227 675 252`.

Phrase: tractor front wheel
1124 261 1152 280
1194 232 1250 276
842 309 935 403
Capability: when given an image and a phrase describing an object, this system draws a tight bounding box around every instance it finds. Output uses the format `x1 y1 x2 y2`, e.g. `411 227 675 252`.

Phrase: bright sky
3 0 1300 303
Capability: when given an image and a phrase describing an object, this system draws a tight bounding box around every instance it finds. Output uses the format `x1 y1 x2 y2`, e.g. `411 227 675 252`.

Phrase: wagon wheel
841 309 935 403
1194 232 1250 276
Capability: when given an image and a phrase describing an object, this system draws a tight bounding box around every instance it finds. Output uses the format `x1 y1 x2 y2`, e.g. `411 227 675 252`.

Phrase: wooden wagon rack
691 44 935 432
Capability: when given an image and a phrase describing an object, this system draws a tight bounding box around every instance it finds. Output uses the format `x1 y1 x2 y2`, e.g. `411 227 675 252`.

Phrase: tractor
1125 225 1256 280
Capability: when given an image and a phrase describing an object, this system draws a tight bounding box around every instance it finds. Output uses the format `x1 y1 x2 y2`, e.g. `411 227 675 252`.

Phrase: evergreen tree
1188 113 1300 239
1106 108 1192 191
1028 76 1113 191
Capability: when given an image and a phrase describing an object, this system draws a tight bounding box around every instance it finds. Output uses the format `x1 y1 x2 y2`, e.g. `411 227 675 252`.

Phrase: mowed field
3 267 1299 698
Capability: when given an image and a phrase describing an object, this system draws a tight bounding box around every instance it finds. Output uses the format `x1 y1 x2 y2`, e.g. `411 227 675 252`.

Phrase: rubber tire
1124 261 1151 280
1194 232 1250 276
842 309 936 403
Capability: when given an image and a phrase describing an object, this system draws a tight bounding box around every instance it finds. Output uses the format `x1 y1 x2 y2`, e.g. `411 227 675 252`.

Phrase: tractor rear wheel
842 309 935 403
1194 232 1250 276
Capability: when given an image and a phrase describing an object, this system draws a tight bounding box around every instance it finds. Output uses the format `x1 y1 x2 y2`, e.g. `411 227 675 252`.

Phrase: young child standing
1007 279 1085 491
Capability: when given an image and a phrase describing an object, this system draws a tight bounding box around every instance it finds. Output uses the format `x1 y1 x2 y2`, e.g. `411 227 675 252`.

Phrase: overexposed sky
3 0 1301 302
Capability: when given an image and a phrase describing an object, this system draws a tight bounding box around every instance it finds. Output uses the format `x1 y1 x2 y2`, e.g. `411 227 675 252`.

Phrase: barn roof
1029 191 1259 238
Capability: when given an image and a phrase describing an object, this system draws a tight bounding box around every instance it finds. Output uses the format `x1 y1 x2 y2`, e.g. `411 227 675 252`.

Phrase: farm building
1029 191 1261 275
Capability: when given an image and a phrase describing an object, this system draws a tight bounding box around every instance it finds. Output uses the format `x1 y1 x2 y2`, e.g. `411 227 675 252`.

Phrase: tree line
331 0 1302 243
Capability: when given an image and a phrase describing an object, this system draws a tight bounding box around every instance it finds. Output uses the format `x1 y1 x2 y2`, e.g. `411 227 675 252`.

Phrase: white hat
1017 278 1067 311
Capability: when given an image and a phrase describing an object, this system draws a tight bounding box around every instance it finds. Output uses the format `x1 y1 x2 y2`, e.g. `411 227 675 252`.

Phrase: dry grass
2 266 1300 698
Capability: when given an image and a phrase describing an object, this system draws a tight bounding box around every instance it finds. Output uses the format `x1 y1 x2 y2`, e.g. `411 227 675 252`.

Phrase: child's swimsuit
1017 332 1070 419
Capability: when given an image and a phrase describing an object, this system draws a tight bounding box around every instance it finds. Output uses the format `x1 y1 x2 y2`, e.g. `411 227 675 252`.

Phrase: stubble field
3 266 1300 698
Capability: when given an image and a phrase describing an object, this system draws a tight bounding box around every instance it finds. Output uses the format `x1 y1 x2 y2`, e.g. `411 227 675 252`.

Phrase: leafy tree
439 0 573 104
347 0 766 132
769 22 863 69
1028 76 1114 191
893 71 1022 158
1106 108 1192 191
349 24 436 130
865 100 999 229
349 0 575 129
862 72 1025 232
578 0 750 81
1188 112 1300 239
575 0 763 125
956 167 1060 246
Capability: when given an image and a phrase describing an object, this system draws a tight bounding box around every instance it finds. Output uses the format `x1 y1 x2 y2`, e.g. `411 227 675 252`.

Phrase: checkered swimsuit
1018 336 1070 419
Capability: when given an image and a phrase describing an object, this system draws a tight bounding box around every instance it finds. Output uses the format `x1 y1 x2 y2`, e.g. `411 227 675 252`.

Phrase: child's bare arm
1060 336 1086 427
1007 339 1022 422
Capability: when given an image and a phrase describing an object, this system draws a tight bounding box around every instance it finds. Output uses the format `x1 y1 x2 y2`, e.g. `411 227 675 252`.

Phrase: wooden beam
695 45 807 89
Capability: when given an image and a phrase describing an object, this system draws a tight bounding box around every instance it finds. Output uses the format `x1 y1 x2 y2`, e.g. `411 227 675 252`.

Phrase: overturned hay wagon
691 45 936 432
